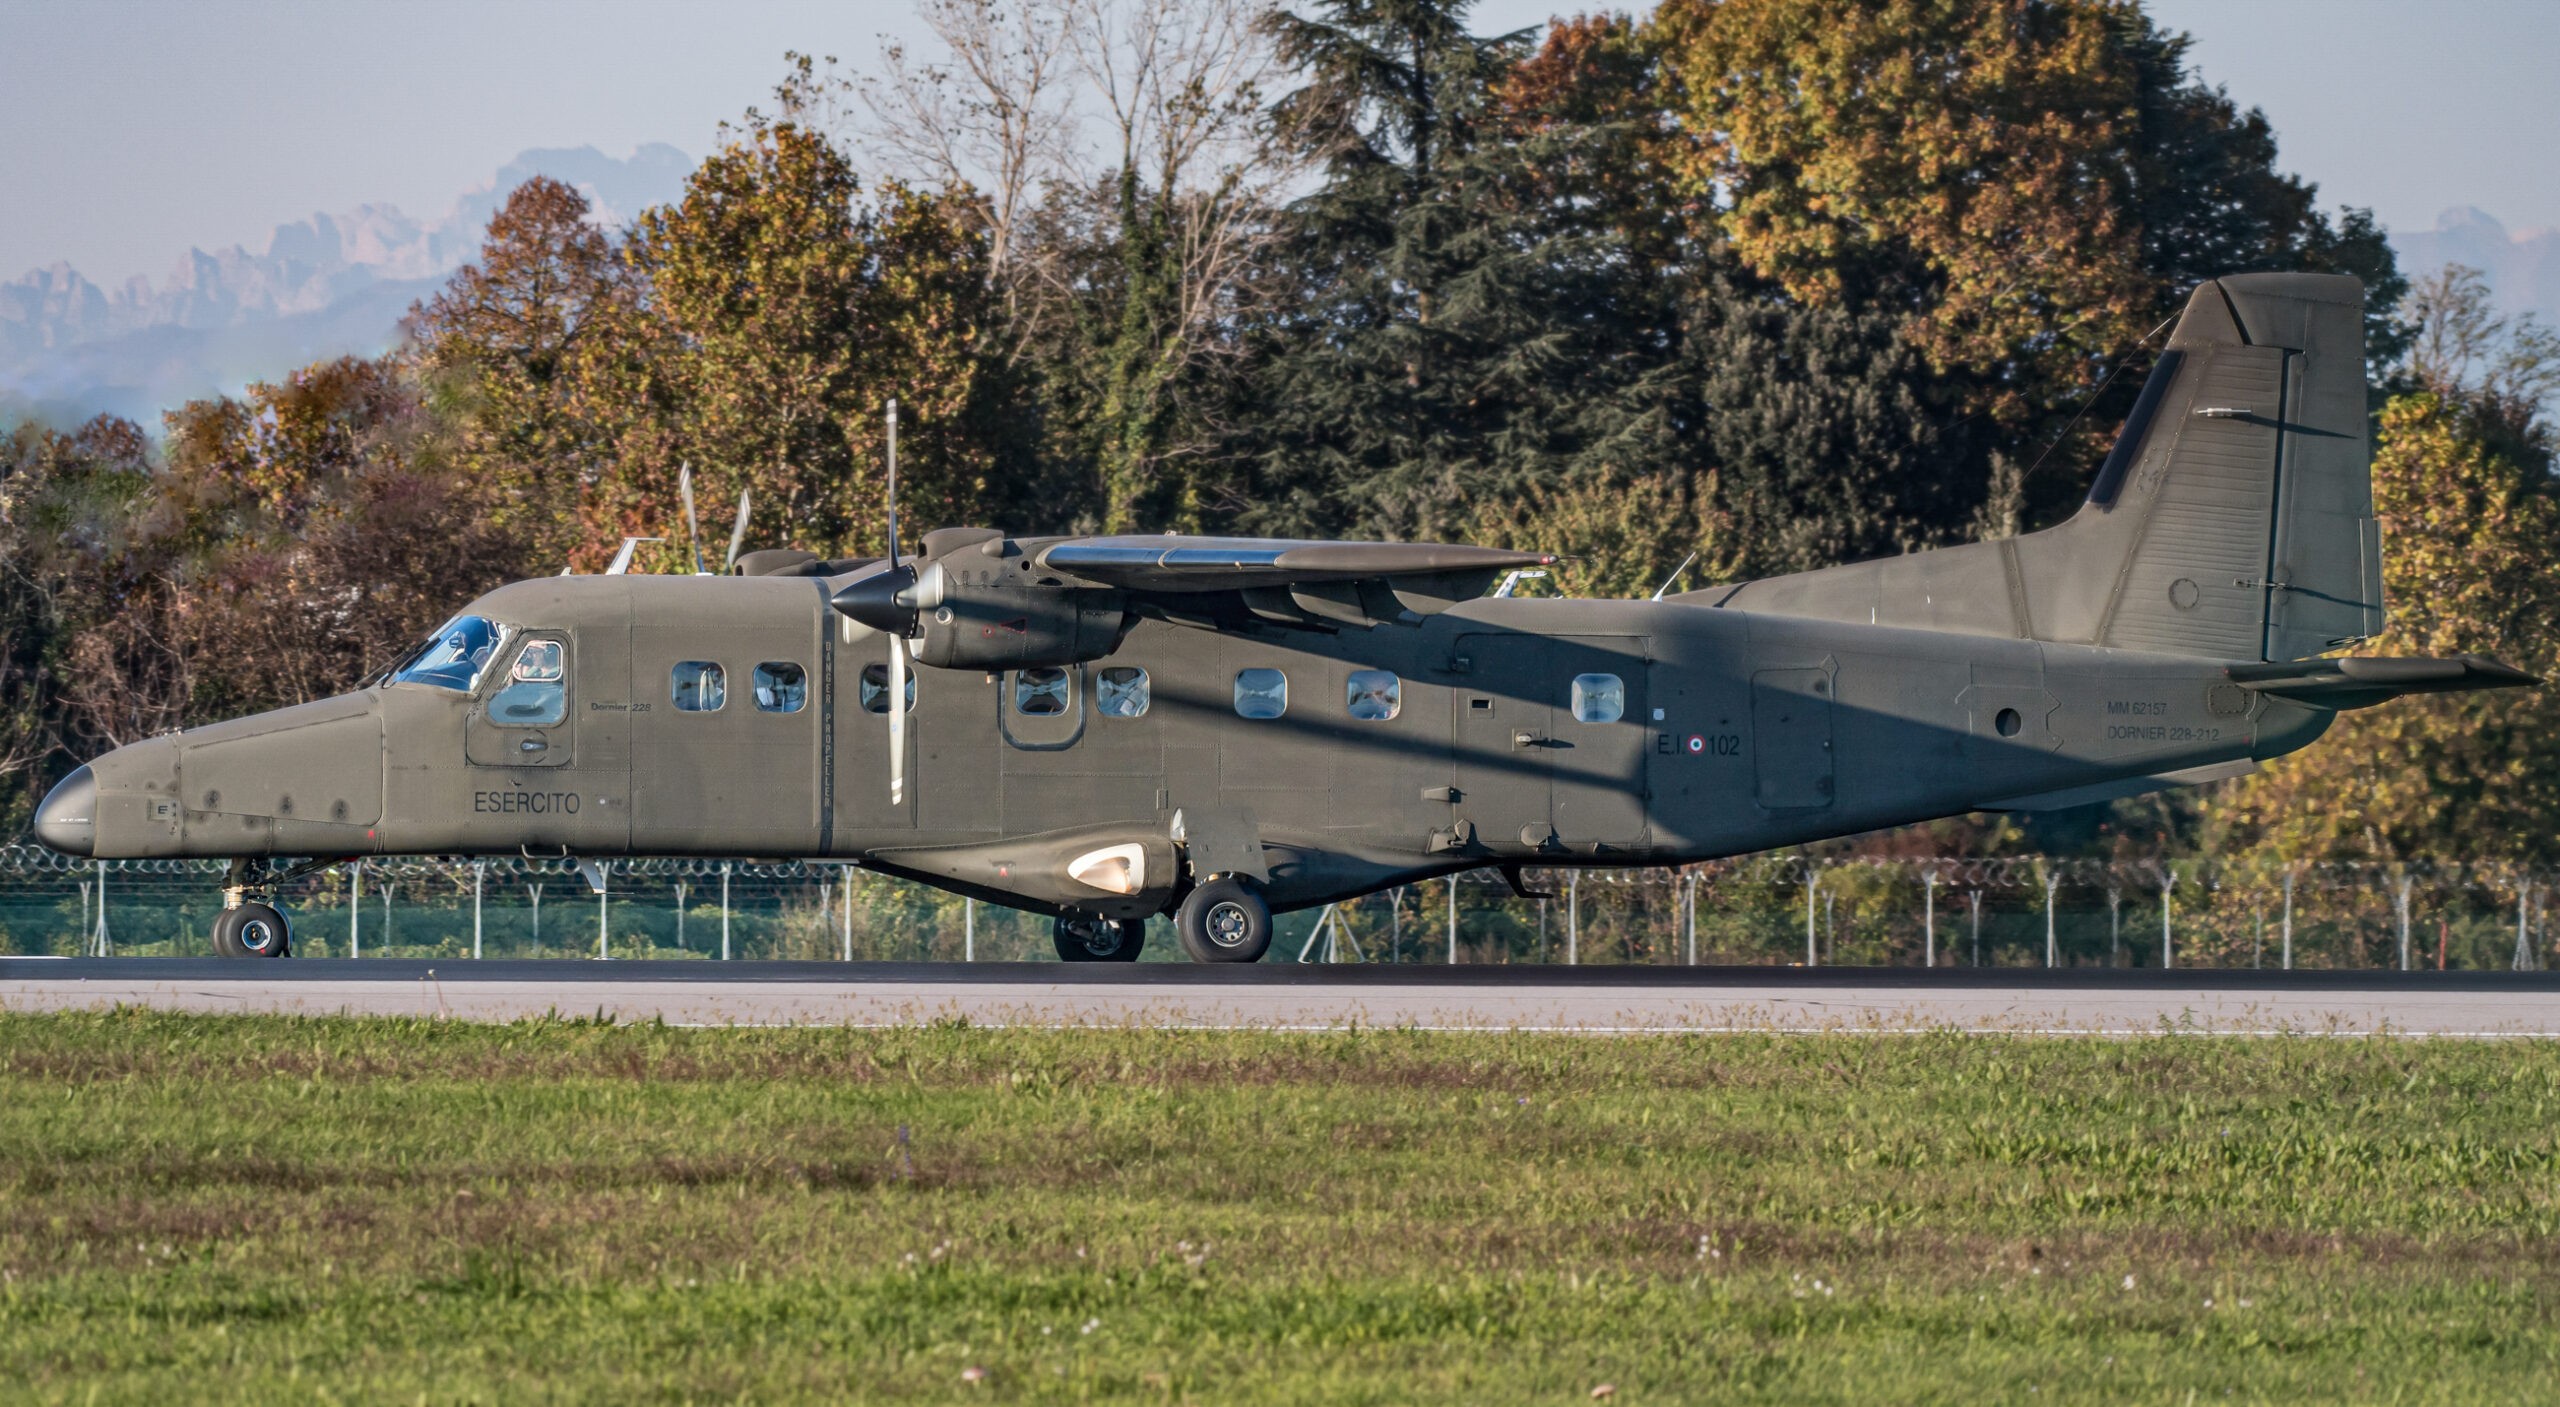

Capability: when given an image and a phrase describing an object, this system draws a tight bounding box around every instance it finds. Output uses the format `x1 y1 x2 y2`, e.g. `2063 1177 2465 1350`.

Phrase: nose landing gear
1053 914 1146 962
211 857 315 958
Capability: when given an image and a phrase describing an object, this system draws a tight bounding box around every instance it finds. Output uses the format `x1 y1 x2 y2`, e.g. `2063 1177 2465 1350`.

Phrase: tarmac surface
6 958 2560 1034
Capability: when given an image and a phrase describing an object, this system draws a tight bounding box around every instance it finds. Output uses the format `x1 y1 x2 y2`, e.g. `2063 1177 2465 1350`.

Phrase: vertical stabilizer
1687 273 2383 662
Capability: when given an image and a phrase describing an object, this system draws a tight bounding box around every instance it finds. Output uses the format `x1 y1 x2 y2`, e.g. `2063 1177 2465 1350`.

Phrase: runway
7 958 2560 1034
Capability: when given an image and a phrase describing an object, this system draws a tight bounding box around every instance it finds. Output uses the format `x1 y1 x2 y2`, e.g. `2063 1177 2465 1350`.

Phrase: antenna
1650 551 1698 601
885 399 900 568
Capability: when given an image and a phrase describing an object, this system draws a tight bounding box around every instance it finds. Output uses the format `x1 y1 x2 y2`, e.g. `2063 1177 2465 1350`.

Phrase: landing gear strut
1053 914 1146 962
211 858 299 959
1175 877 1271 964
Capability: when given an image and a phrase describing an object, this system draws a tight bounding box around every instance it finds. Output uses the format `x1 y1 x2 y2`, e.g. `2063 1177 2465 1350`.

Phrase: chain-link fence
0 845 2550 969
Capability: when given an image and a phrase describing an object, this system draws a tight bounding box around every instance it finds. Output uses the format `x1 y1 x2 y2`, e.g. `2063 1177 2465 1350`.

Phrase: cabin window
1233 667 1287 719
753 662 806 713
487 638 567 726
1014 665 1073 716
671 661 726 712
1570 673 1625 724
390 614 506 693
1097 665 1150 718
1345 669 1401 721
859 663 915 713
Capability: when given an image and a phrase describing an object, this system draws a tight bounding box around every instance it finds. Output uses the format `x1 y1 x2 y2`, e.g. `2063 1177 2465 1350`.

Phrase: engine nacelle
909 558 1131 670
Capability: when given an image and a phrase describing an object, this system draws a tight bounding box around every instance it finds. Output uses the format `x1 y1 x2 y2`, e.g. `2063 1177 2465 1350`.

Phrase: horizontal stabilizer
2226 655 2539 710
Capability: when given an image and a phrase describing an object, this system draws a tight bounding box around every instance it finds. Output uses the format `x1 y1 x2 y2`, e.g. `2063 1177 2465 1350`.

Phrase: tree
1237 0 1692 541
405 175 626 564
1652 0 2405 532
0 416 157 830
593 113 1020 564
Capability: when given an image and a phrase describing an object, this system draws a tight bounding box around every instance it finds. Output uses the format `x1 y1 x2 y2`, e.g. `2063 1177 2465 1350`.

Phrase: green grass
3 1015 2557 1402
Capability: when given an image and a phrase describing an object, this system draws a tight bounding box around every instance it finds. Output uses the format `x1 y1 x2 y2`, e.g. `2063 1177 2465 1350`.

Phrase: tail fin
1692 273 2383 661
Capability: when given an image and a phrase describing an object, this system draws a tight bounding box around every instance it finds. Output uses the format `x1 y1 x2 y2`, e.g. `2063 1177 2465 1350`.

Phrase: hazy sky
2 0 2555 287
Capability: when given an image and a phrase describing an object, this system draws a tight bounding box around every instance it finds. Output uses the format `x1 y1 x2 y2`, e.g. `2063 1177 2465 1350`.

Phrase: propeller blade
884 399 900 569
724 487 752 573
888 633 908 807
678 464 706 576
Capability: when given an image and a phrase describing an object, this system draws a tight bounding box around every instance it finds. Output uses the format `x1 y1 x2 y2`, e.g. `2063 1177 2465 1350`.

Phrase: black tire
1175 878 1271 964
214 902 292 959
1053 915 1145 962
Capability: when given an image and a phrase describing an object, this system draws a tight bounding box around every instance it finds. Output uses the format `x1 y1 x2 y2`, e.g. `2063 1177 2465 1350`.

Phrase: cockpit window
390 615 507 693
487 639 567 726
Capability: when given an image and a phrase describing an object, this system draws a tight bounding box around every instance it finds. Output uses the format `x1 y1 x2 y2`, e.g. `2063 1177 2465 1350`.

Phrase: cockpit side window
391 615 508 693
487 638 568 726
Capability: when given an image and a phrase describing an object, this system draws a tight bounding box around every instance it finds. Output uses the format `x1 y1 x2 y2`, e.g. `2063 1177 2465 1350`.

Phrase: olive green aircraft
28 273 2537 961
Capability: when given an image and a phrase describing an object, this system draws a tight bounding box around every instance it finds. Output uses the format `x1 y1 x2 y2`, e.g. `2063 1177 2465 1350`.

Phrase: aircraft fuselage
51 571 2326 915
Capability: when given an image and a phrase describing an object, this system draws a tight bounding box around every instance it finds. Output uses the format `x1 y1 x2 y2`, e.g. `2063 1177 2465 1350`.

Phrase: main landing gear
1174 877 1271 964
210 857 312 959
1053 914 1147 962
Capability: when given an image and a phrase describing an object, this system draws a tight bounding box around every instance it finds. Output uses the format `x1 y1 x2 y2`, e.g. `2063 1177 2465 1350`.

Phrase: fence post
91 862 109 957
1567 871 1580 966
720 863 732 962
473 861 484 959
1446 878 1458 966
965 896 976 962
350 860 361 959
382 883 394 953
2253 905 2263 969
597 862 610 960
1687 871 1700 967
841 865 854 962
2108 887 2122 967
78 879 90 952
1968 890 1982 967
2394 872 2413 973
1923 870 1937 968
530 883 542 948
2043 870 2061 968
1805 867 1819 967
2158 866 2175 970
676 881 688 953
2281 869 2295 971
2518 882 2536 973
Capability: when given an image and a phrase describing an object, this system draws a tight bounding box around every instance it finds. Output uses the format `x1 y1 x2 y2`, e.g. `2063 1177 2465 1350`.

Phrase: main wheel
1053 915 1145 962
213 902 292 959
1175 878 1271 964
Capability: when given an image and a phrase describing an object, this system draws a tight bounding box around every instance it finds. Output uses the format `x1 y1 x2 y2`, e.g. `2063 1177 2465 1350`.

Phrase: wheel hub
1206 901 1253 948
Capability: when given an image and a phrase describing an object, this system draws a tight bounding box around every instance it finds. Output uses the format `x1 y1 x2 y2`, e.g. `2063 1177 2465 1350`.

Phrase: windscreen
389 616 507 693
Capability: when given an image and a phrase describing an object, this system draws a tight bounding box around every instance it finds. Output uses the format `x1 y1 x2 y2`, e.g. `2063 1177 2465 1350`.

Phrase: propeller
678 464 706 575
885 401 906 807
724 486 752 573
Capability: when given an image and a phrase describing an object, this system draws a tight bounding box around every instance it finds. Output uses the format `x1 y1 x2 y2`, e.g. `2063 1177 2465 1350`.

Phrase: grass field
3 1014 2557 1403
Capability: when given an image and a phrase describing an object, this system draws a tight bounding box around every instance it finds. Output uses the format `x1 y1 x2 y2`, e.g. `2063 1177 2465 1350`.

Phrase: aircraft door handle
1512 730 1544 749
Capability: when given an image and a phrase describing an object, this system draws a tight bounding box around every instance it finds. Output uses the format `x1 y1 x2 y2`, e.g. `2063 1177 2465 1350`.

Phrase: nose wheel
1052 915 1146 962
1175 877 1271 964
213 901 294 958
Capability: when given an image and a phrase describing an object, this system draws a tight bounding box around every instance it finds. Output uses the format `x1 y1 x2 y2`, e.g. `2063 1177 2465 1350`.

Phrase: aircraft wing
1034 535 1555 629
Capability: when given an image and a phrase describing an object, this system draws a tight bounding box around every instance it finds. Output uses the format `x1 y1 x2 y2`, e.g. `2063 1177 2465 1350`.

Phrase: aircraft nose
33 765 96 857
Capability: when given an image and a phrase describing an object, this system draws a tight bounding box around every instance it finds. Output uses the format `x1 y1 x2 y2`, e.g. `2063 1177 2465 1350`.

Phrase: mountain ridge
0 144 690 427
